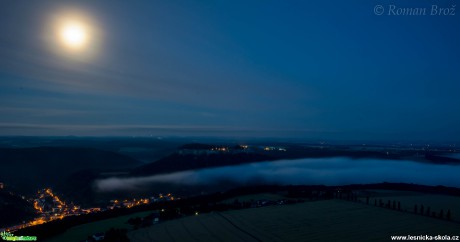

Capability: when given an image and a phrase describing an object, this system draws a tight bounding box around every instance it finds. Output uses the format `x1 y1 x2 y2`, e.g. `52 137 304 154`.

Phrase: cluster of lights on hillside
4 187 177 232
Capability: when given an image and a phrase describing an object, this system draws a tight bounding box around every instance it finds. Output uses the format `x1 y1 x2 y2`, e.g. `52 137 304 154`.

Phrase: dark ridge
131 152 273 176
131 143 416 176
0 147 141 195
339 182 460 197
425 154 460 165
0 147 141 168
0 190 36 228
179 143 215 150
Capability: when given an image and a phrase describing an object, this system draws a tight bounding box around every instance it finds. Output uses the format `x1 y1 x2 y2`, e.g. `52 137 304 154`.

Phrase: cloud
94 157 460 192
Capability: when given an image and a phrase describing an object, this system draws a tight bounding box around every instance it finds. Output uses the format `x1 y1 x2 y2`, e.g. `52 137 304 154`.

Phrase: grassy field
221 192 289 204
45 211 153 242
128 200 460 242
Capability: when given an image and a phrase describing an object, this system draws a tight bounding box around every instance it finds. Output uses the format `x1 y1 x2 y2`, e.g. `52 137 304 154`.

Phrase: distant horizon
0 133 458 145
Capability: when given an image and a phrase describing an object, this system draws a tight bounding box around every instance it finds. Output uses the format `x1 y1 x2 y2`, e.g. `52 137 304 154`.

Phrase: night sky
0 0 459 141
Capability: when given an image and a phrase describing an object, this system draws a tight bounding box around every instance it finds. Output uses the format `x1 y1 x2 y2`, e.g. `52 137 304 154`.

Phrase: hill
0 147 142 195
132 143 460 177
0 190 36 228
131 152 273 176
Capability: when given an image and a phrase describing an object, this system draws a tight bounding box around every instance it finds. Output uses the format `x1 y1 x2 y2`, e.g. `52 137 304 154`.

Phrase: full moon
49 9 100 58
59 22 87 49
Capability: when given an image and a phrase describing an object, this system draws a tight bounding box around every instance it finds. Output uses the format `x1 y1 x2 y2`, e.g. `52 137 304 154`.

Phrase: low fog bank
94 157 460 192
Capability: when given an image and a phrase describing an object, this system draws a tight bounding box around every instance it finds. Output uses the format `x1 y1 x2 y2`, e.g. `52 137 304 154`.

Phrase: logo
1 231 37 241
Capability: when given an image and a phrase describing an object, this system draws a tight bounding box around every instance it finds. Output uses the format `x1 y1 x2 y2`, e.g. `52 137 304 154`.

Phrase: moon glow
48 9 102 59
60 22 87 49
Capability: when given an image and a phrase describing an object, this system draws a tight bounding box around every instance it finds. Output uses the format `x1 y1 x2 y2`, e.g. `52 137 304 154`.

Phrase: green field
221 192 289 204
128 200 460 242
45 211 153 242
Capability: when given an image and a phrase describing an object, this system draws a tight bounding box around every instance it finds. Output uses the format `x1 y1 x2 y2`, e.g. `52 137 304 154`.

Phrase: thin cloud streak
0 35 301 111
